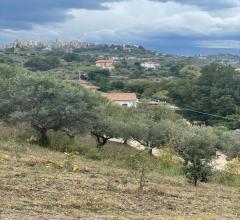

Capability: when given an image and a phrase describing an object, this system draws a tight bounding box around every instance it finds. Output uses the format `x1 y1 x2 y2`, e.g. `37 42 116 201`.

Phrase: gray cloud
0 0 239 54
196 40 240 49
151 0 239 9
0 0 121 30
0 0 238 31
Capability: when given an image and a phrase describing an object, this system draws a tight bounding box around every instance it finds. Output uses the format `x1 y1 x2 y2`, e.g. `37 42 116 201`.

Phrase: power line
178 106 239 121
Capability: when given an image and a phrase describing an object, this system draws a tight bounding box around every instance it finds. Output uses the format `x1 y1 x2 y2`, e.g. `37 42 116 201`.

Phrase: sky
0 0 239 55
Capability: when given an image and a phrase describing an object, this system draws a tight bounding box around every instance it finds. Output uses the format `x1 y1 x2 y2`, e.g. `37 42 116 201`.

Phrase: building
141 61 160 69
103 93 137 107
96 60 115 70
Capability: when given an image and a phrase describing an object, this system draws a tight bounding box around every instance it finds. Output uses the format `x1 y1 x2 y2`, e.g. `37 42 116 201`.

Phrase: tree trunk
194 177 198 187
184 159 189 166
92 133 109 148
38 128 50 147
138 168 145 196
97 136 108 148
148 148 154 156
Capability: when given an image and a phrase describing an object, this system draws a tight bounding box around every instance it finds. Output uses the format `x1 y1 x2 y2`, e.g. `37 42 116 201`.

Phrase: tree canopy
0 74 100 145
24 56 61 71
169 64 240 128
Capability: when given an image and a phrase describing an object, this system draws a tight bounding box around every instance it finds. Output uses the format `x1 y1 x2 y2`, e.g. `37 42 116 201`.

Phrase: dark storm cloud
0 0 121 30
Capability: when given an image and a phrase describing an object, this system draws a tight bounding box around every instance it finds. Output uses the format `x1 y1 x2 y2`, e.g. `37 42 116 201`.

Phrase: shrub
63 53 80 62
24 56 60 71
210 156 240 187
127 151 153 195
158 143 183 168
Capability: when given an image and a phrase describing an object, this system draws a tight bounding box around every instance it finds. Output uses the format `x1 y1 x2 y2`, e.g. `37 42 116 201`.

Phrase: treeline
0 63 239 186
23 51 98 71
168 64 240 128
111 64 240 128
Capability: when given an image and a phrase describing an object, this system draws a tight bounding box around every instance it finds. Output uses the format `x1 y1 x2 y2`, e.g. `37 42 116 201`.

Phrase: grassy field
0 138 239 220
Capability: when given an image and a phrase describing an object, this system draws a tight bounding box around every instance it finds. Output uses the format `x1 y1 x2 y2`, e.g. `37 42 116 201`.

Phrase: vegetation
174 127 218 186
0 126 240 219
0 60 239 186
0 71 100 146
24 56 61 71
0 48 240 218
63 53 80 62
127 151 153 196
88 68 110 91
169 64 240 128
179 64 201 79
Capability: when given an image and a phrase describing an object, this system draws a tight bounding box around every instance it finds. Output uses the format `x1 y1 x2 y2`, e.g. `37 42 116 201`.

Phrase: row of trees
92 103 240 185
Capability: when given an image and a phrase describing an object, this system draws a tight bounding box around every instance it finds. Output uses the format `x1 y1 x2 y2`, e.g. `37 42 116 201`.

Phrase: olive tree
4 74 99 146
91 103 149 148
127 151 153 196
0 64 22 123
91 103 125 147
132 104 187 151
174 127 219 186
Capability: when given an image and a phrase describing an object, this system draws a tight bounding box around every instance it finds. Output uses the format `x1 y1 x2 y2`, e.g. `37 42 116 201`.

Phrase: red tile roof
103 93 137 101
96 60 114 63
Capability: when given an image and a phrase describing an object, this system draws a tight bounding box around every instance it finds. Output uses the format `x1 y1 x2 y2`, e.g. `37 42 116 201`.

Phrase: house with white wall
102 93 137 107
141 61 160 69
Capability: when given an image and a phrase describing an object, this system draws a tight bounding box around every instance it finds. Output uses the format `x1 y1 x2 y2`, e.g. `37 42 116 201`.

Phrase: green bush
47 131 75 152
24 56 60 71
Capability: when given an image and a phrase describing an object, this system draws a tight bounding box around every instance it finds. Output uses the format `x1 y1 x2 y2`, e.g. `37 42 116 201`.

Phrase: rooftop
103 93 137 101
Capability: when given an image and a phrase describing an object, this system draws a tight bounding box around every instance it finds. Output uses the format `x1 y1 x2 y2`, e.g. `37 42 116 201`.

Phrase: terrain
0 42 240 220
0 140 239 220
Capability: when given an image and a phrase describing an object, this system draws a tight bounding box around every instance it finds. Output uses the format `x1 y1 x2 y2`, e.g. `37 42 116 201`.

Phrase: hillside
0 46 240 220
0 140 239 220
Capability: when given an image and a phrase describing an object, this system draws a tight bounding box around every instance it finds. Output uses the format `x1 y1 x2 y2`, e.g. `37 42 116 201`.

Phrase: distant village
1 39 240 70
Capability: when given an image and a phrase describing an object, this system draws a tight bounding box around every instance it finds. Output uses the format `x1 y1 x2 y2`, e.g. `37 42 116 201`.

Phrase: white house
141 61 159 69
102 93 137 107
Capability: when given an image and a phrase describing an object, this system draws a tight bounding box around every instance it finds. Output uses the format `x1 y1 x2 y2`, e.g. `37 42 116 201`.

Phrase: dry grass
0 141 239 220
